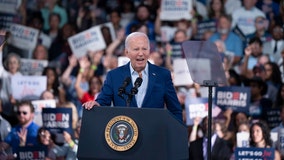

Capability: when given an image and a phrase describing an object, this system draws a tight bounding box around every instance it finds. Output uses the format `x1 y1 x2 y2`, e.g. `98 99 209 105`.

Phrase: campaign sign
38 32 52 49
263 108 281 130
16 146 47 160
9 24 39 51
118 56 130 67
235 147 274 160
32 99 56 127
173 58 193 86
68 26 106 58
215 86 250 113
11 76 47 100
0 0 18 14
160 0 192 21
185 97 208 126
42 108 73 135
20 58 48 75
236 132 250 148
0 12 21 30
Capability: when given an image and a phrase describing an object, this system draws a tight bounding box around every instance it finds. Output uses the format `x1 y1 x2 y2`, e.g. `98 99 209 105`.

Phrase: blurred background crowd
0 0 284 159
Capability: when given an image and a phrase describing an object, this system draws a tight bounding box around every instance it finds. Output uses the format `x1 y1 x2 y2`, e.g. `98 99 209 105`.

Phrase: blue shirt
209 32 244 57
5 122 39 153
129 63 149 108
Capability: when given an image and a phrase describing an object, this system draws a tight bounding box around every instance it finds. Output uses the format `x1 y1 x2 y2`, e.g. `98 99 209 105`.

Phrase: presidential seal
105 115 138 151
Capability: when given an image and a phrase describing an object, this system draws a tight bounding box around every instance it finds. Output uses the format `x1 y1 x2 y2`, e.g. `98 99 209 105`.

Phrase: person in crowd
264 62 282 90
0 101 39 154
278 49 284 83
41 0 68 31
271 106 284 133
119 0 135 29
32 44 49 60
250 121 281 160
270 0 284 30
189 116 232 160
108 9 123 33
246 16 272 45
45 12 61 42
208 0 226 21
48 23 76 66
245 76 273 121
168 29 189 60
105 28 126 57
262 23 284 62
223 0 241 15
76 0 106 32
61 55 94 117
240 37 265 79
37 127 77 159
231 0 265 36
273 83 284 108
0 100 11 141
209 14 243 66
126 4 155 41
83 32 183 122
75 60 103 104
256 0 280 21
42 66 66 106
0 50 22 126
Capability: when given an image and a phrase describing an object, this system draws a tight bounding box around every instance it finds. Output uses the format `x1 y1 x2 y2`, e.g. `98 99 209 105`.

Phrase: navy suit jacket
96 62 183 121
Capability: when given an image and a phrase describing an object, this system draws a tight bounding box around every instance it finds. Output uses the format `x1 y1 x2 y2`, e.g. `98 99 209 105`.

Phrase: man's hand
18 128 27 146
82 100 100 110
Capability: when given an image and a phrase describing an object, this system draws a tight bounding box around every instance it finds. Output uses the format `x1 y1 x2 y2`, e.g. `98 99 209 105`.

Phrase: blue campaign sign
42 108 73 135
17 146 48 160
235 147 274 160
214 86 251 113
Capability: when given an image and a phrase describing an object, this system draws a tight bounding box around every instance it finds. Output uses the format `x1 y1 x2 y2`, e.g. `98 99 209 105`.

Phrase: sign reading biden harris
215 86 250 113
68 25 106 58
160 0 193 21
16 146 47 160
9 24 39 51
42 108 72 134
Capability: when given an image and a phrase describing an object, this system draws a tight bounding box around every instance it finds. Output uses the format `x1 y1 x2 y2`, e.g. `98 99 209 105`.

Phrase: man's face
125 35 150 72
17 105 33 126
217 17 231 35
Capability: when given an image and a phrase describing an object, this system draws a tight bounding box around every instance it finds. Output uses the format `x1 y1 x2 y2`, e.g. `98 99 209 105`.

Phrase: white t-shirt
231 7 265 36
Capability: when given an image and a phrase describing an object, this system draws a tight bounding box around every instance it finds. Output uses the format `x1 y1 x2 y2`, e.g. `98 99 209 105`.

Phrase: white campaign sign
32 99 56 126
11 75 47 100
0 0 19 14
173 58 193 86
160 0 192 21
9 24 39 51
68 26 106 58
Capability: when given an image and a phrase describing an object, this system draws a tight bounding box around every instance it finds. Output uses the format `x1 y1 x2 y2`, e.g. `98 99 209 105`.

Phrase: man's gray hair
125 32 150 50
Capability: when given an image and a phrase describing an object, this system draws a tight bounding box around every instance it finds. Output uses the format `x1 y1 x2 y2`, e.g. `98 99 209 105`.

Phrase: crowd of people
0 0 283 159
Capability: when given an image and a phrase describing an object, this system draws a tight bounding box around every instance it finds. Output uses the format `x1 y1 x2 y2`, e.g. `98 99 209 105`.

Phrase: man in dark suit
189 117 232 160
83 32 182 122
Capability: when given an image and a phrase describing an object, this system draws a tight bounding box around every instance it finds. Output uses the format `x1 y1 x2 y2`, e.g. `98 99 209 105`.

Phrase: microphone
118 77 131 97
130 77 143 95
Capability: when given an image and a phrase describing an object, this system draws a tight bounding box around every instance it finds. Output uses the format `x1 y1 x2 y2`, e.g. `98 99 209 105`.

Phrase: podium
77 107 189 160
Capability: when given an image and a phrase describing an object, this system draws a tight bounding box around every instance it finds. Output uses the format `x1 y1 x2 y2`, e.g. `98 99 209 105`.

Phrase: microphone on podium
118 77 131 98
130 77 143 95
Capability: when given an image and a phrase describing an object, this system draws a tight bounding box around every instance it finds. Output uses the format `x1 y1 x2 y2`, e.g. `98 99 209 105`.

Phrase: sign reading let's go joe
235 147 274 160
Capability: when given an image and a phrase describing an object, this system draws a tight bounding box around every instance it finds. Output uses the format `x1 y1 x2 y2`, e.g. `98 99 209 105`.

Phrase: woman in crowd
250 121 281 160
0 51 22 126
42 66 66 106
